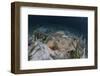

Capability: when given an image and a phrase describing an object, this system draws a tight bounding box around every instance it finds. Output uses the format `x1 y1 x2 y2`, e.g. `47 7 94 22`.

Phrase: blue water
28 15 88 39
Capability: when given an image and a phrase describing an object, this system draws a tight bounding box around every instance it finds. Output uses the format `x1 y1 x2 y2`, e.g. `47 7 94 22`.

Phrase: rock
28 31 86 60
28 41 53 60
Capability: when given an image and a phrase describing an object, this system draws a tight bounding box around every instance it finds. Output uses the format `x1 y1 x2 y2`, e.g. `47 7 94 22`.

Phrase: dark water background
28 15 88 39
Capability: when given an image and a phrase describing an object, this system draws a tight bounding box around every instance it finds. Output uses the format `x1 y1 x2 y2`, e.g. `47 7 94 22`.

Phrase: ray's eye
68 50 73 53
67 51 70 53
